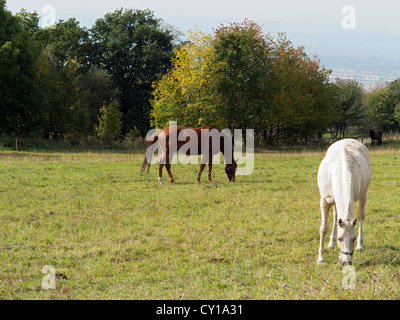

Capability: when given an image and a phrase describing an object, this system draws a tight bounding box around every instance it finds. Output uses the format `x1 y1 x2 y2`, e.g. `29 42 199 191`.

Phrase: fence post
16 138 18 151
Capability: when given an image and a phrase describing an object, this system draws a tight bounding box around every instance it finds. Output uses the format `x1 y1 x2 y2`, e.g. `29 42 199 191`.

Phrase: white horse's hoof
158 177 164 184
356 245 364 250
317 258 325 264
328 242 335 249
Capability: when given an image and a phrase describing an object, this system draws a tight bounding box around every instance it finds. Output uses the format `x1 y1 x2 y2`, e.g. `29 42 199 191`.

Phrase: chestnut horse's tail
140 132 159 173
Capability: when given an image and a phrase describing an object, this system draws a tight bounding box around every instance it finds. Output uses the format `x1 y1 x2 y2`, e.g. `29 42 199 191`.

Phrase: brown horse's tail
140 132 159 173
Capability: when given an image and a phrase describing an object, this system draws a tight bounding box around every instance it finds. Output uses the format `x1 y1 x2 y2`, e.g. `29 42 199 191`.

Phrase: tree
36 17 89 66
35 46 90 140
364 79 400 132
0 1 45 136
213 20 274 133
96 100 122 142
386 79 400 131
16 8 40 37
78 66 120 135
151 30 226 128
89 8 175 136
332 78 364 138
151 21 275 134
14 9 119 140
267 33 338 143
150 22 338 144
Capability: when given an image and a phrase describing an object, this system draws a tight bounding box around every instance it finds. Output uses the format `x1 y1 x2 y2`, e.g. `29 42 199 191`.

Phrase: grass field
0 141 399 300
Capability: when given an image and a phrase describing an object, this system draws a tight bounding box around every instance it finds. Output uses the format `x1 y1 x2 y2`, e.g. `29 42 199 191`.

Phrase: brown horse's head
225 159 238 182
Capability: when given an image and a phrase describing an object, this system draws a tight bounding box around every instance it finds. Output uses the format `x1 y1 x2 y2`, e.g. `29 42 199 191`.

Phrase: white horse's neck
335 148 356 220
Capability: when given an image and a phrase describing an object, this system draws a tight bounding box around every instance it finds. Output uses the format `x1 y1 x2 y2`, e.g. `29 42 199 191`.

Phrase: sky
6 0 400 32
6 0 400 86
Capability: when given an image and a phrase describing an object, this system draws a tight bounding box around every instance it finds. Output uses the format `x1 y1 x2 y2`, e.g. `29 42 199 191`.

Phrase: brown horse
140 125 237 183
369 129 382 146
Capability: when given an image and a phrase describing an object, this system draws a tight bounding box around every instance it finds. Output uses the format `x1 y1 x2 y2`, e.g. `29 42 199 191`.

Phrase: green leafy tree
96 100 123 141
151 22 337 144
151 30 226 128
152 21 275 133
386 79 400 131
36 46 89 139
332 78 364 137
0 1 45 136
213 20 274 132
265 33 338 143
365 79 400 132
78 66 120 135
16 8 40 37
364 84 391 131
89 8 175 136
36 17 89 66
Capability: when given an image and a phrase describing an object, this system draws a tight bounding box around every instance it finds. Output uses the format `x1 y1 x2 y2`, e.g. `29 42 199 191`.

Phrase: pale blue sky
6 0 400 32
6 0 400 85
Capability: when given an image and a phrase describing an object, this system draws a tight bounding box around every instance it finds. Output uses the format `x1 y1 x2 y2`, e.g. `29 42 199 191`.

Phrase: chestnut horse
140 125 237 183
369 129 382 146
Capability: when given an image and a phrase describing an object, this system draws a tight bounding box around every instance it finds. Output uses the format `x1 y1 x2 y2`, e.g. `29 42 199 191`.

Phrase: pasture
0 142 399 299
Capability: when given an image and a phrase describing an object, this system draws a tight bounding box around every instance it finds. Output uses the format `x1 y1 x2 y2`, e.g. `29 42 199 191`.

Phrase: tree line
1 1 174 141
1 1 400 144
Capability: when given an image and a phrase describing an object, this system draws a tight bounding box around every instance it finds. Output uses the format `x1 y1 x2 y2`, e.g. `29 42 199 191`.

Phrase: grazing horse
317 139 371 266
140 125 237 184
369 129 382 146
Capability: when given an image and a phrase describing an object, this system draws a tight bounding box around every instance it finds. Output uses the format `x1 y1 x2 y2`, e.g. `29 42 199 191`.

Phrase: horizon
5 0 400 87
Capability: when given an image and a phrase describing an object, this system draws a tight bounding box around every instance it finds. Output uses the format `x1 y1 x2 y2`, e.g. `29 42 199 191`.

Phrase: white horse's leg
328 205 337 249
356 195 367 250
317 198 331 264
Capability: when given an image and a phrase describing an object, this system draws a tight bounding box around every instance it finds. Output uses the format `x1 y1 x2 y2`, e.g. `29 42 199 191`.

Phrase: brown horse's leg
158 163 164 184
207 163 212 181
165 164 174 183
197 164 206 184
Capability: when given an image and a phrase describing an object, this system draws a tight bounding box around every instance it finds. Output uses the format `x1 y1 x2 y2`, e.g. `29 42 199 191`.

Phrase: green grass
0 143 399 299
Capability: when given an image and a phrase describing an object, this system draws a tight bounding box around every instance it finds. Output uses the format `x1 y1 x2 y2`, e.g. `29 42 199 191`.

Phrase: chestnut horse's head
225 159 238 182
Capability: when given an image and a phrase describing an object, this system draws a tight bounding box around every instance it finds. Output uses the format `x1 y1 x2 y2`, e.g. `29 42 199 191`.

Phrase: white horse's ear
351 218 357 226
338 218 344 227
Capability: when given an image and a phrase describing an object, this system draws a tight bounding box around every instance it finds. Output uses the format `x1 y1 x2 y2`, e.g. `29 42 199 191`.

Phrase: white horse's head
337 218 357 266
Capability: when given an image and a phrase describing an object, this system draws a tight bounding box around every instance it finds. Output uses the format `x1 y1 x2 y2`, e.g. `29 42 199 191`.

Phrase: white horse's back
317 139 371 265
318 139 370 207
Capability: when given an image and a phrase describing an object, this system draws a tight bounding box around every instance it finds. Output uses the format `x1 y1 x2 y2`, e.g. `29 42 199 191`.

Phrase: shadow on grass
356 245 400 268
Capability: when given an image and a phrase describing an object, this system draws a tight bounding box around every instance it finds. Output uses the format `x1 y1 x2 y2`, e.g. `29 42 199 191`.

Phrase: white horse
317 139 371 266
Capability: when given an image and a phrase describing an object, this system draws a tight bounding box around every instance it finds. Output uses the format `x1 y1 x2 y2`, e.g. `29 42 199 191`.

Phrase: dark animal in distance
369 129 382 146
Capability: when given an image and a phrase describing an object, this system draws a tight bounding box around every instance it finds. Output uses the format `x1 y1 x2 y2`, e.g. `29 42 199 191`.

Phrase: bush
95 100 122 142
